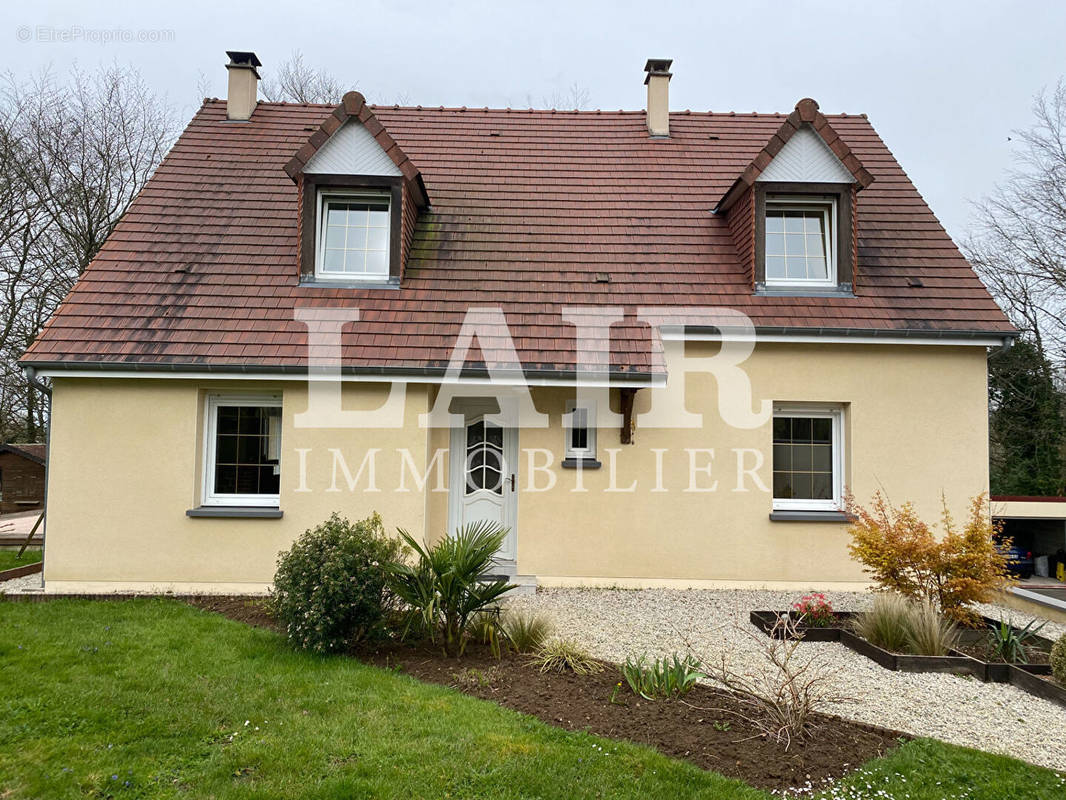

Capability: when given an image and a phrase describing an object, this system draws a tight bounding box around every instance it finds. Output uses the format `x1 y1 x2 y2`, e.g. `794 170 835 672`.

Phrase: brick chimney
225 50 261 121
644 59 672 137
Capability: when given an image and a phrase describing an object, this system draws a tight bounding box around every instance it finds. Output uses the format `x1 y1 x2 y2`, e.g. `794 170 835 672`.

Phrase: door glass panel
465 419 503 496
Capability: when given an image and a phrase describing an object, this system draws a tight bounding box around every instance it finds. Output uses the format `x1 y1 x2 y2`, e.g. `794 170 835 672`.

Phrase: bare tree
260 51 345 104
543 82 592 111
967 82 1066 367
0 64 176 440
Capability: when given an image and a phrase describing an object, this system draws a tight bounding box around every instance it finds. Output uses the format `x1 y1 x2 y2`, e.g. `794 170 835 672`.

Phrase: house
21 53 1015 594
0 443 46 515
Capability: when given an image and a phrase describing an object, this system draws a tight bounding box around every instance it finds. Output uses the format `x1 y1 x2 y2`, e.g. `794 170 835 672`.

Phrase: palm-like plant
386 521 516 657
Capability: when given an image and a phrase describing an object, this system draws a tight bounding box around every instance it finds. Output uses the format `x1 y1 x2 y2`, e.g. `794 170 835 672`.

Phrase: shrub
500 610 552 653
792 592 835 627
852 593 913 653
1051 633 1066 683
385 521 515 657
531 638 603 675
988 618 1048 664
701 614 843 746
621 653 704 700
469 611 502 659
847 492 1013 625
272 512 404 653
904 601 959 656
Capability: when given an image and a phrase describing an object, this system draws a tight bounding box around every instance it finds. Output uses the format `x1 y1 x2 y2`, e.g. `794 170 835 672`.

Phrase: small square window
315 192 391 280
771 405 844 512
203 394 282 507
565 401 597 461
764 196 836 287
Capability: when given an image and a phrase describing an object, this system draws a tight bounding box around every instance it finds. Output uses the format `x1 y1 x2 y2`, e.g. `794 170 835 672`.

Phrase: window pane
812 419 832 443
806 256 828 279
212 404 280 497
772 414 837 501
365 249 388 275
772 443 791 471
811 473 832 500
766 255 786 279
806 232 825 257
766 233 785 256
786 257 808 279
765 213 784 234
812 444 833 472
323 248 345 269
320 196 389 276
366 226 389 251
784 213 805 233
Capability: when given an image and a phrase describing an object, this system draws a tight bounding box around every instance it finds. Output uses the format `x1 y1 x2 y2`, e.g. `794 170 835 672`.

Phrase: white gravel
0 572 43 593
505 588 1066 772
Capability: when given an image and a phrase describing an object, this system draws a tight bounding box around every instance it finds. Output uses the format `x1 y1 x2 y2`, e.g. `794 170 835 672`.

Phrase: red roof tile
22 99 1014 376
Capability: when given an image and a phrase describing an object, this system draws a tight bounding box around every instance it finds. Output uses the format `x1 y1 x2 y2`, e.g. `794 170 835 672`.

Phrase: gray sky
4 1 1065 244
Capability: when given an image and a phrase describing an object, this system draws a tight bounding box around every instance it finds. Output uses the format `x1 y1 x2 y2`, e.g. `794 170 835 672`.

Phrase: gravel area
505 588 1066 772
0 572 43 593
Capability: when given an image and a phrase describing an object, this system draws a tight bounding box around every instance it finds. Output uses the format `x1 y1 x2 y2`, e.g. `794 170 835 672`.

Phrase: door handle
510 474 516 491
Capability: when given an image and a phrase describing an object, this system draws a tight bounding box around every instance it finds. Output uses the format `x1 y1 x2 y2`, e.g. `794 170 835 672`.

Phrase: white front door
448 413 518 563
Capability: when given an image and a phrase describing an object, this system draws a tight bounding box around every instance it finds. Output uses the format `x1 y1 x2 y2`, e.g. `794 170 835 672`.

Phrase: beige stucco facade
42 342 991 593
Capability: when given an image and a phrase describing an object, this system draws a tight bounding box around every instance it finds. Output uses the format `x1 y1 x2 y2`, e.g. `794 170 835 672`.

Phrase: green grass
0 548 41 570
0 599 1061 800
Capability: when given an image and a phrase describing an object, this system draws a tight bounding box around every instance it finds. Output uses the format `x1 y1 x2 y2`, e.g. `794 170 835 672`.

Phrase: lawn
0 599 1061 800
0 548 41 570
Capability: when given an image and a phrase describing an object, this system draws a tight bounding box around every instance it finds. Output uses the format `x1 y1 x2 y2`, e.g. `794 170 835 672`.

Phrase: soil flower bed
186 596 903 793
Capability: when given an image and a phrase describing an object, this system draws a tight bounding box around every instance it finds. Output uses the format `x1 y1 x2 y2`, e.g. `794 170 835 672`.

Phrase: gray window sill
299 276 401 290
186 506 283 519
769 510 851 523
755 283 854 298
561 458 602 469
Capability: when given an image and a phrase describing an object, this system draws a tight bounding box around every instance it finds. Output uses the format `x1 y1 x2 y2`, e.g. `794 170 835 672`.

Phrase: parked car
1002 544 1035 579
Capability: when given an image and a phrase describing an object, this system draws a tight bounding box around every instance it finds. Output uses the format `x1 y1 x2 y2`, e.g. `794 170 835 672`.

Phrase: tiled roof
22 99 1014 376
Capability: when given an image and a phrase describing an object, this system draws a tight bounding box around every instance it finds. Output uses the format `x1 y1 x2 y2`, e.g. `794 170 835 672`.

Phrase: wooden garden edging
749 610 1066 708
0 561 42 582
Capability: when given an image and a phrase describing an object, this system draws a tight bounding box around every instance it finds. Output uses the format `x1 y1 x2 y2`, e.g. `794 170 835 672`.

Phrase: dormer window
764 195 837 287
316 191 391 280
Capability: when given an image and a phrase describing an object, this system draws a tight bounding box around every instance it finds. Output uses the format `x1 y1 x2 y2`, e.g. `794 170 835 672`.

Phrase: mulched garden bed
187 596 904 793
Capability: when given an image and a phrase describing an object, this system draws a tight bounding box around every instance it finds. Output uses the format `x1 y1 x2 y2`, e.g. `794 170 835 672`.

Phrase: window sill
561 458 602 470
755 283 853 298
186 506 284 519
769 510 851 523
300 276 400 290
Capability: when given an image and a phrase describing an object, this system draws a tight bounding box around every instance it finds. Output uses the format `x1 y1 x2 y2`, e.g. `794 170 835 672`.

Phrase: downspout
22 366 51 585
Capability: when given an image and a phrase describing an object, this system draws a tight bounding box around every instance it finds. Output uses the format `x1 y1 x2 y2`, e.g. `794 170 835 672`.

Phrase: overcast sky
4 1 1064 244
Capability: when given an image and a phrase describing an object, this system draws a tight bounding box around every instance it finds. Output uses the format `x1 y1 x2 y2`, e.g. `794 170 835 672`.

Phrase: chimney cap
226 50 262 74
643 58 673 85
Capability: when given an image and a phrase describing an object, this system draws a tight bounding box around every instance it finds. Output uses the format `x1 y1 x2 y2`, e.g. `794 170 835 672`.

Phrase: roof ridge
238 99 868 118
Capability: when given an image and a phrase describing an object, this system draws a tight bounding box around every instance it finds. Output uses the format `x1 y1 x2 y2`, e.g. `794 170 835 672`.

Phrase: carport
991 496 1066 622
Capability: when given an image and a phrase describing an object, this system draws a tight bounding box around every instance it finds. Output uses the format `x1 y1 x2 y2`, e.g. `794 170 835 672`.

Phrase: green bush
1051 633 1066 683
987 617 1047 664
385 521 515 656
272 512 405 653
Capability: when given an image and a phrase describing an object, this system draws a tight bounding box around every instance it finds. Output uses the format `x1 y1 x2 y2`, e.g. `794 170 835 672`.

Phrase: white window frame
314 190 391 281
764 195 837 288
564 400 597 461
202 393 283 508
771 403 845 512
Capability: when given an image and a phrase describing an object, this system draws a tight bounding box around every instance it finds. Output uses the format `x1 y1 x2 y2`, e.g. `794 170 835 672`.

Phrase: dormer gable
755 124 855 185
303 120 404 177
285 91 428 286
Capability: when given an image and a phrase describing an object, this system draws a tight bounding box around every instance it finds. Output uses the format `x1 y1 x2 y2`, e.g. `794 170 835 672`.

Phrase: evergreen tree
988 338 1066 495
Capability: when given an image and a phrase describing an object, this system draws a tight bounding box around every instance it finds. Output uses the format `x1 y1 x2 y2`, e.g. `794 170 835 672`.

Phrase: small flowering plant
792 592 835 627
